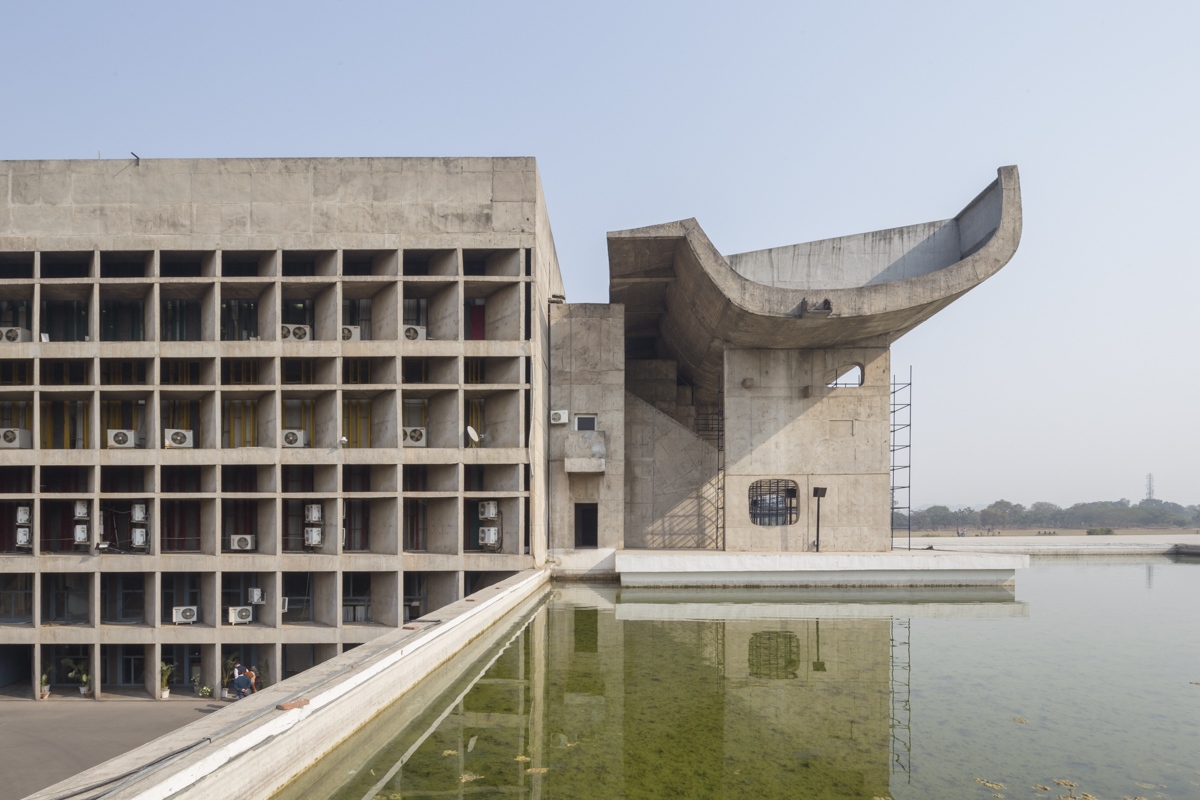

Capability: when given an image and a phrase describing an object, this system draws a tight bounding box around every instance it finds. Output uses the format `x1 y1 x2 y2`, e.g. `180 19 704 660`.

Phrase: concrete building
0 157 1020 699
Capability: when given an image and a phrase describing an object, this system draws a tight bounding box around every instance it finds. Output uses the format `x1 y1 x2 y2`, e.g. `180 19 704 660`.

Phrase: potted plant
61 658 90 696
191 672 202 696
198 685 213 698
40 672 50 700
220 652 240 699
160 662 175 699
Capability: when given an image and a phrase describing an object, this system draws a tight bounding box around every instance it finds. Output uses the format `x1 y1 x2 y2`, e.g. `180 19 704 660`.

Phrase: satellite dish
466 426 480 444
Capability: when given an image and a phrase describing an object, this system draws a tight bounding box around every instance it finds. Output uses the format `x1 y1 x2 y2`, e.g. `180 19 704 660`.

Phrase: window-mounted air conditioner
0 428 32 449
550 410 570 425
402 325 427 341
341 325 362 341
73 524 89 544
228 606 253 625
131 527 148 548
107 429 137 449
281 324 312 341
247 587 265 605
304 527 323 547
0 327 32 343
402 427 426 447
16 505 31 525
15 527 32 548
172 605 197 624
479 526 500 548
479 501 499 520
281 428 308 448
164 429 194 448
74 501 89 519
230 534 256 551
304 504 323 523
131 504 147 523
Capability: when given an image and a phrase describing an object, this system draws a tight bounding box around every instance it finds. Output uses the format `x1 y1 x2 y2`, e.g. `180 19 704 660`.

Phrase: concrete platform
614 549 1027 588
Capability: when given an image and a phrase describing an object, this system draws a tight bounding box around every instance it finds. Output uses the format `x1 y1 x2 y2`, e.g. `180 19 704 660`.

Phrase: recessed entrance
574 503 598 549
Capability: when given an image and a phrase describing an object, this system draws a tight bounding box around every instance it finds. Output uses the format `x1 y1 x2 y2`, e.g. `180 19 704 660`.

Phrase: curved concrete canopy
608 165 1021 400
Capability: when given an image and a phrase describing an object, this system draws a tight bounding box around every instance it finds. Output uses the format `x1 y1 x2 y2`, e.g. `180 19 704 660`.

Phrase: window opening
749 479 799 526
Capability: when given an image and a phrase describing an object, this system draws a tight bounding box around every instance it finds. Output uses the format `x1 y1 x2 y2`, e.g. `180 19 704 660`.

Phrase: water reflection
277 584 1027 800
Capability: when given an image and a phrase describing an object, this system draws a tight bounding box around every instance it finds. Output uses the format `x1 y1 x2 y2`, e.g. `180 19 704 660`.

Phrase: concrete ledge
901 534 1199 556
28 568 551 800
550 547 618 580
615 550 1027 587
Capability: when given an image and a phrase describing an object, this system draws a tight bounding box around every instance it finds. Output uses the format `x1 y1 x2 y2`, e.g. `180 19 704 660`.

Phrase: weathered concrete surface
623 392 721 549
547 303 625 550
26 569 550 800
608 166 1022 405
615 549 1027 587
605 166 1022 554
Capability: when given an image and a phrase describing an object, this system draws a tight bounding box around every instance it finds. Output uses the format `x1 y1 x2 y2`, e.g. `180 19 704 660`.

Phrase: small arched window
826 364 863 388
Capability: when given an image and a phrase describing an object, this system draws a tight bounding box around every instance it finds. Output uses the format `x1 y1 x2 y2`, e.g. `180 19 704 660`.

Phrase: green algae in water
275 557 1200 800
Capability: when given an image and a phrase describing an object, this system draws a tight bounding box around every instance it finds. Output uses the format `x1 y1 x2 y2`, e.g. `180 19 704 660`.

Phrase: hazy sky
2 2 1196 507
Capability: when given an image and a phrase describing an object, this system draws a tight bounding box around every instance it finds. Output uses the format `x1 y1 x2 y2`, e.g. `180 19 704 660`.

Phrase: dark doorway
574 503 598 549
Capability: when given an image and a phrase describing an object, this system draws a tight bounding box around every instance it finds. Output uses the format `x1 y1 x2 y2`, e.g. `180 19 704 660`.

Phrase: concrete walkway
0 695 223 800
893 532 1200 555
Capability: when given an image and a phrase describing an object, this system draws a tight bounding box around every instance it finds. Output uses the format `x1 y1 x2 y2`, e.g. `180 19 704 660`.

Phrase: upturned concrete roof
608 165 1021 399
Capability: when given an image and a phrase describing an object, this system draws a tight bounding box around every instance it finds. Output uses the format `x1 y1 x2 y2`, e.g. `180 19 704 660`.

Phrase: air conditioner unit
281 428 308 448
304 527 323 547
341 325 362 341
550 410 570 425
107 429 137 449
0 428 32 449
304 504 323 523
164 429 194 448
16 505 31 525
228 606 253 625
479 526 500 547
0 327 32 343
230 534 256 551
131 527 147 548
172 605 198 624
282 324 312 341
131 504 147 523
280 597 290 612
73 524 89 544
247 587 265 605
479 501 499 520
15 527 32 548
402 325 427 341
402 427 426 447
74 501 89 519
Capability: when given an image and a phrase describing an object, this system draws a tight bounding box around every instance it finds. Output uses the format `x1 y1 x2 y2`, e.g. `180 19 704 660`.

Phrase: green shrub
1086 527 1114 536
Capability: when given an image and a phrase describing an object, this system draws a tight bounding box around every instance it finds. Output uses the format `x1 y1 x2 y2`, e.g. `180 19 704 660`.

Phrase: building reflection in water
275 584 1023 800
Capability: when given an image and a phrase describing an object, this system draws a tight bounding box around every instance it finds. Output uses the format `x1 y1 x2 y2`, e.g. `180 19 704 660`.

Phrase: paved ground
0 693 224 800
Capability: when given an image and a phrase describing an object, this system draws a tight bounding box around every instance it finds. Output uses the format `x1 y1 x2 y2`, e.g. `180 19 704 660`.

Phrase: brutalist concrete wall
623 392 721 549
723 346 891 552
548 304 625 551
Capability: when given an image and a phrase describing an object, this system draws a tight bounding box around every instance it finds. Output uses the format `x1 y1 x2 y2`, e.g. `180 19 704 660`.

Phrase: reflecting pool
275 557 1200 799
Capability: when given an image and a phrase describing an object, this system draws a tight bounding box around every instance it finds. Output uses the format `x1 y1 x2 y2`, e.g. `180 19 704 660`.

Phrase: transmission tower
1145 473 1154 501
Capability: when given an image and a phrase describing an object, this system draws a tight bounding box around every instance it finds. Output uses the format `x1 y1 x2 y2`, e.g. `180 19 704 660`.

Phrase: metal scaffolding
891 367 912 550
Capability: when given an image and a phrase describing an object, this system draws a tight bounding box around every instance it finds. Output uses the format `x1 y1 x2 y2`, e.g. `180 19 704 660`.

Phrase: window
826 364 863 388
749 479 799 526
575 414 597 431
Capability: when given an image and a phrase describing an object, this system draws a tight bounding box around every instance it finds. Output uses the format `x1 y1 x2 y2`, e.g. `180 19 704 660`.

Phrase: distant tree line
895 498 1200 531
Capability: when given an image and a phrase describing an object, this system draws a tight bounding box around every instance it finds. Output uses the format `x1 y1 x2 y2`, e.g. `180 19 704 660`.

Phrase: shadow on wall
624 393 722 550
